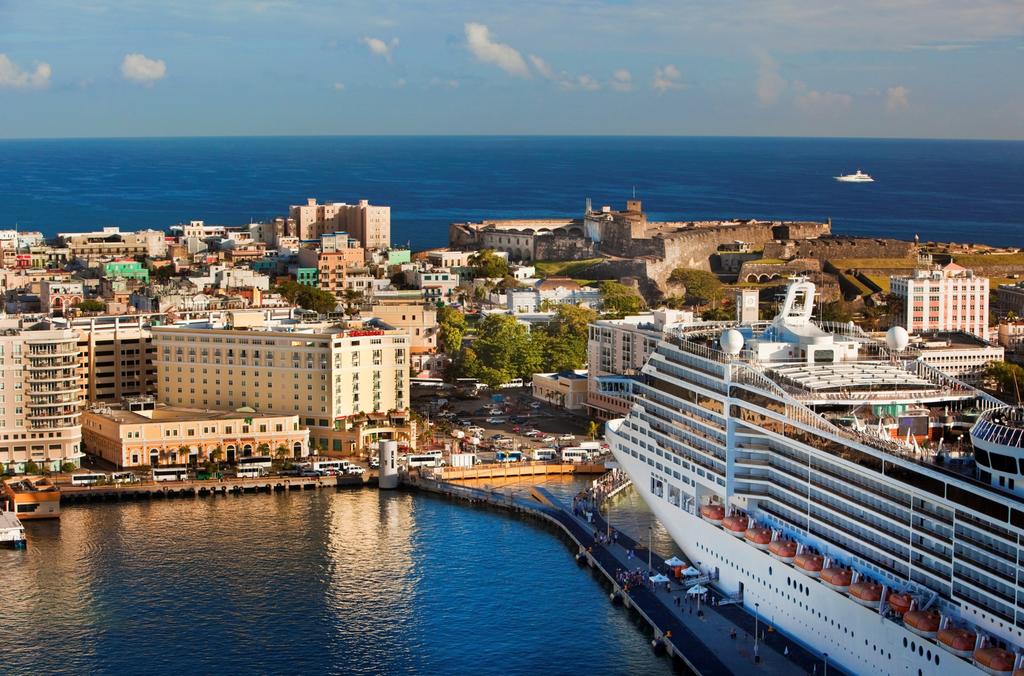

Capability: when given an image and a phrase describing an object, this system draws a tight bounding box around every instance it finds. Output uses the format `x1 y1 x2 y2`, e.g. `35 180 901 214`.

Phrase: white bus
560 447 592 463
238 456 273 470
531 448 558 462
311 460 344 475
111 471 138 484
237 466 268 479
70 472 107 487
495 450 524 463
405 454 445 468
153 466 189 482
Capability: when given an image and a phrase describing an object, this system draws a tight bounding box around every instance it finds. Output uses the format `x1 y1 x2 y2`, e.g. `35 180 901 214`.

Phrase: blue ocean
0 136 1021 249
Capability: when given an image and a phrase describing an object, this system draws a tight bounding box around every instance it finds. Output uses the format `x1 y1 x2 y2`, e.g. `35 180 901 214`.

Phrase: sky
1 0 1023 139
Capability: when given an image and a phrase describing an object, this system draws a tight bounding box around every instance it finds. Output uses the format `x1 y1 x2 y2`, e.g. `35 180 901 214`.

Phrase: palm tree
257 442 271 457
210 446 223 465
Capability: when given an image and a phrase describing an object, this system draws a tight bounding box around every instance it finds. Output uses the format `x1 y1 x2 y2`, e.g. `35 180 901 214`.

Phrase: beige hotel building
151 311 412 454
0 319 83 473
82 405 308 468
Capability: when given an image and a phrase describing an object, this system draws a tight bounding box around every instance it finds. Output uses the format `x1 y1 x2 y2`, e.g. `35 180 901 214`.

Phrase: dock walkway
408 475 840 675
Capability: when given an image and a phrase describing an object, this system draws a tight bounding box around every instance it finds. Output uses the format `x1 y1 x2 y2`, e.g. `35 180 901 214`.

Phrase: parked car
559 434 575 442
485 417 506 424
541 435 556 443
368 457 380 469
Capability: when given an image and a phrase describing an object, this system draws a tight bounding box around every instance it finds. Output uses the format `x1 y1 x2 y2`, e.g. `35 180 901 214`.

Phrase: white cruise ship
606 279 1024 676
836 170 875 182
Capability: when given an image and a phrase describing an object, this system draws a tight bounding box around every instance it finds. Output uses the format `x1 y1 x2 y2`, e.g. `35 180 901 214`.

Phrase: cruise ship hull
611 446 981 676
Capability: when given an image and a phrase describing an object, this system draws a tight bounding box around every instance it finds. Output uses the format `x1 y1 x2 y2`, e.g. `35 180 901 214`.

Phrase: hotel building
82 404 308 467
0 319 83 473
890 264 989 338
151 311 412 453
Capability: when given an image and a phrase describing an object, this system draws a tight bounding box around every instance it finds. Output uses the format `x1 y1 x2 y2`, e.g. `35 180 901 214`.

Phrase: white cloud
755 52 786 106
886 85 910 111
576 74 601 91
332 82 345 91
464 22 530 78
362 36 398 62
121 53 166 85
609 68 633 92
795 88 853 113
652 64 683 93
528 54 555 80
394 78 407 88
0 54 51 89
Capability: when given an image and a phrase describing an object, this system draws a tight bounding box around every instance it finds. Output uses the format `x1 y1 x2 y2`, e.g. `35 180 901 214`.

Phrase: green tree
437 306 468 355
60 462 77 474
471 314 541 383
600 281 646 318
669 269 724 306
342 289 364 316
539 304 598 372
257 443 271 456
820 300 854 323
210 446 223 464
74 299 106 313
986 361 1024 399
276 280 338 315
468 249 509 279
25 461 41 474
701 307 733 321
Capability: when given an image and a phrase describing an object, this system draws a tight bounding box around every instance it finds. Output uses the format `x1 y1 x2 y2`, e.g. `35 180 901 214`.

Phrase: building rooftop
91 404 290 425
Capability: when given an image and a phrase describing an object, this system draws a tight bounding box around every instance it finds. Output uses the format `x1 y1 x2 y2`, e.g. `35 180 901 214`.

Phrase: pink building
890 263 989 338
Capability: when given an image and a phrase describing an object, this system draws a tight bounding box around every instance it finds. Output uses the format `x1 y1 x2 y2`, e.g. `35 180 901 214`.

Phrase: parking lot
411 387 596 460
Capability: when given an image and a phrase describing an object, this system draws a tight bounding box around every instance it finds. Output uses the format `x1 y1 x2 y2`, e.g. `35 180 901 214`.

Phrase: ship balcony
953 547 1017 585
953 529 1019 566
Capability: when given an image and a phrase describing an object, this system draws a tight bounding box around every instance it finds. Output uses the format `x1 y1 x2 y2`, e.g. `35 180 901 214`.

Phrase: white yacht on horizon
836 170 875 183
604 278 1024 676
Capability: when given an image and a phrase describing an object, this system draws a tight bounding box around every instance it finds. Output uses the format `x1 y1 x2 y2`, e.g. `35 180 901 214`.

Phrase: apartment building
585 309 694 420
64 315 156 404
151 311 411 452
890 263 989 337
289 198 391 249
60 227 168 262
0 319 83 473
82 404 308 468
914 332 1004 385
39 280 84 314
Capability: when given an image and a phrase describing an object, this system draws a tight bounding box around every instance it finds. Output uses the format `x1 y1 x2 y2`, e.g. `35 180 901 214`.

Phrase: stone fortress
450 199 916 298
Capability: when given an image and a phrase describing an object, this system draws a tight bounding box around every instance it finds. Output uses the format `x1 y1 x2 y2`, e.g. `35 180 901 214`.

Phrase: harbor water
1 486 675 675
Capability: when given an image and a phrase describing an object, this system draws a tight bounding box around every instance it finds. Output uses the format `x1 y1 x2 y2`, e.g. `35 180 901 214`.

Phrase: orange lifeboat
700 504 725 525
820 566 852 593
767 539 796 563
903 609 940 639
793 552 823 578
722 515 748 537
974 646 1016 676
937 627 976 658
744 527 772 550
886 592 913 617
848 580 883 608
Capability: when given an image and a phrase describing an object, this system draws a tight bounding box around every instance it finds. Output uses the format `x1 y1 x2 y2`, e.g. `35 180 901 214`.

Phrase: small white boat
835 170 874 183
1 510 27 549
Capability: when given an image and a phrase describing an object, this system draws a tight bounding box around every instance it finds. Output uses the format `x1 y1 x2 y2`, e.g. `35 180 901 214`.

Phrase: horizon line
1 132 1022 143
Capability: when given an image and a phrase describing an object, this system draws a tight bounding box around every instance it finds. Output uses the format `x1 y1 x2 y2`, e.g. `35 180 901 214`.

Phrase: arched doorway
149 448 159 466
226 445 236 464
242 444 253 457
293 442 303 458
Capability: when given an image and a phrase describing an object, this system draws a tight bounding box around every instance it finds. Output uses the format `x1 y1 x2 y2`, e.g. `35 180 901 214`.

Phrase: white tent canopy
664 556 686 567
649 573 670 583
681 567 701 577
686 584 708 596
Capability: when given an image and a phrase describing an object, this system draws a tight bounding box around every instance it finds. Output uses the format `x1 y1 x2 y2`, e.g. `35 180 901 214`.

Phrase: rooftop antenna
632 185 637 199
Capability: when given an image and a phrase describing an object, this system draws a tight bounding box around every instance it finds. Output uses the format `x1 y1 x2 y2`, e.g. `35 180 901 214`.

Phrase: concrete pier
405 473 841 676
59 474 362 504
432 461 606 481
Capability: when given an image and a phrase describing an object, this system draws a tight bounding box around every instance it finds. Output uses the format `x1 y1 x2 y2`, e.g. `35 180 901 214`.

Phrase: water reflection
1 489 672 676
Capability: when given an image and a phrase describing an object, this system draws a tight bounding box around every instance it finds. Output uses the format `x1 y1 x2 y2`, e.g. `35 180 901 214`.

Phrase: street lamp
823 652 829 676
